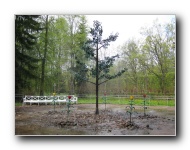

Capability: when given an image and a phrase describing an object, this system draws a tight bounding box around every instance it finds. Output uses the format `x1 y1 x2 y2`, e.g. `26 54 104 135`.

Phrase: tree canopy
74 20 126 114
15 15 175 100
15 15 42 94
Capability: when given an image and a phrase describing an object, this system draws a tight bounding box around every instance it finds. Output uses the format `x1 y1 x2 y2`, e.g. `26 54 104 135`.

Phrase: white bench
23 95 78 106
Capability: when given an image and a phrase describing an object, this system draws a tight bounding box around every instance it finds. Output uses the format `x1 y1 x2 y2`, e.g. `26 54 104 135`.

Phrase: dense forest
15 15 175 97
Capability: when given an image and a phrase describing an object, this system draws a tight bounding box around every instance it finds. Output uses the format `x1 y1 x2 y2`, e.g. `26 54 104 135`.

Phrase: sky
85 15 175 52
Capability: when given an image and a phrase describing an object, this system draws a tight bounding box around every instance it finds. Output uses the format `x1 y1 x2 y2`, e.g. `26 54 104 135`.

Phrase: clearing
15 104 175 136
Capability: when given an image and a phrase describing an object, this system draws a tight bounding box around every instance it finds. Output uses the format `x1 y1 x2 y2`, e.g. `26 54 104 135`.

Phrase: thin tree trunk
95 41 99 115
69 53 75 95
40 15 48 96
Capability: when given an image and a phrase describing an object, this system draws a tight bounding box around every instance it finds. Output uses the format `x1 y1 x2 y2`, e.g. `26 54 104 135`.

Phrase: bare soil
15 104 175 136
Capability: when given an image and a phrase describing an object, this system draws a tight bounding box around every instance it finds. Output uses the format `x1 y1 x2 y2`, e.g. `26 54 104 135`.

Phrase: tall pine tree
15 15 42 95
76 20 126 114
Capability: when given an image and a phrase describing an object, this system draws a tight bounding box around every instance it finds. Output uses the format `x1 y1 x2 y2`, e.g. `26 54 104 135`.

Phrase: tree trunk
95 41 99 115
160 75 165 94
40 15 48 96
69 53 75 95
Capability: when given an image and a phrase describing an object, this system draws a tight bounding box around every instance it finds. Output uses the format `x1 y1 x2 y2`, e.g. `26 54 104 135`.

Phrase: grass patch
77 97 175 106
15 97 175 107
15 102 22 106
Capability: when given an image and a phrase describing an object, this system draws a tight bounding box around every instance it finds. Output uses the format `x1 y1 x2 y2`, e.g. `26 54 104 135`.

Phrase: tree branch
98 79 110 85
70 70 96 85
98 43 107 50
84 79 96 85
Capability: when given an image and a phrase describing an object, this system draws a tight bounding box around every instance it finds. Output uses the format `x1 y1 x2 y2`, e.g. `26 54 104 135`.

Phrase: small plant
142 94 149 116
102 91 108 111
66 95 73 114
52 93 56 111
65 95 74 122
126 95 135 124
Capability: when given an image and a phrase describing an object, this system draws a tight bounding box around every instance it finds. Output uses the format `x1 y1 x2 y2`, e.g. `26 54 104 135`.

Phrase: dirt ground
15 104 176 136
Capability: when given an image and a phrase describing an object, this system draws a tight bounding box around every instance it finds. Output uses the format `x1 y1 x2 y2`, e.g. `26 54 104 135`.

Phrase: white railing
23 95 78 106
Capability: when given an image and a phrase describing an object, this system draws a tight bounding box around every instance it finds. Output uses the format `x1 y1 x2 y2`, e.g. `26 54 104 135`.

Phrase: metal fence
16 94 175 106
76 94 175 100
76 94 175 106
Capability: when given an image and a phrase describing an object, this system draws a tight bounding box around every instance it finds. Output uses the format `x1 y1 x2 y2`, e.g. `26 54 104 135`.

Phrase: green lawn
15 97 175 107
77 97 175 106
15 102 22 106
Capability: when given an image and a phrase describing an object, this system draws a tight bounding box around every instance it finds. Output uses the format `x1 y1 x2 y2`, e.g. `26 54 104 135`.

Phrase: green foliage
15 16 175 97
119 19 175 94
77 20 126 85
15 15 42 94
139 20 175 94
76 20 127 114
